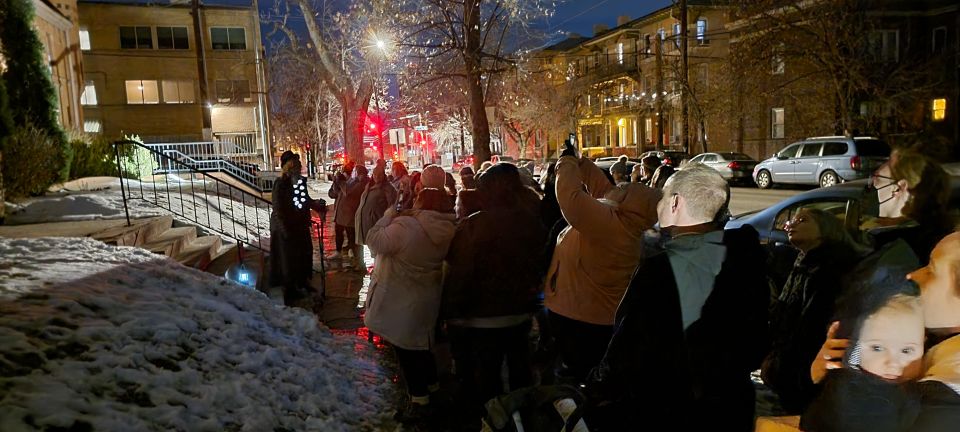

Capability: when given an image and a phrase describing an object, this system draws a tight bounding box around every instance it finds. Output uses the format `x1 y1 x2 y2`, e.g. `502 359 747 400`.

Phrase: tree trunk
464 0 491 169
342 106 364 163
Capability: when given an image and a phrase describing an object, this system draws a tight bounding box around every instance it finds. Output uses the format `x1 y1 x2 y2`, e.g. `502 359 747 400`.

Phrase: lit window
215 80 251 103
79 29 90 50
771 108 785 139
696 19 708 44
119 26 152 49
84 120 101 133
162 80 195 103
80 81 97 105
210 27 246 50
617 42 624 64
125 80 160 104
932 98 946 121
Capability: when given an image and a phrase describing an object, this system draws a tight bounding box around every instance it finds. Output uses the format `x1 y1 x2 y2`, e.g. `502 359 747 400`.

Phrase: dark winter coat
869 222 952 266
355 180 397 245
762 242 863 414
585 226 769 431
329 175 368 227
270 174 316 289
442 205 548 321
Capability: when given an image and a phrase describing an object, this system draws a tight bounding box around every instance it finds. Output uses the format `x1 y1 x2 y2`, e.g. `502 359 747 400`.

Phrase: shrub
67 131 119 179
2 124 61 199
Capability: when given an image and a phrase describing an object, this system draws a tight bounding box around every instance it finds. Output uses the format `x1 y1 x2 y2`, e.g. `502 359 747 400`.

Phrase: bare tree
396 0 556 169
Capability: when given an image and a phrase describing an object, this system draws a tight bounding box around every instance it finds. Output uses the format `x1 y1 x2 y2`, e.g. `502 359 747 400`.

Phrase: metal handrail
156 149 275 192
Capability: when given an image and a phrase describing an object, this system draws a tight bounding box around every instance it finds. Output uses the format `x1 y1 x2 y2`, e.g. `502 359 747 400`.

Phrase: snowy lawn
0 237 396 431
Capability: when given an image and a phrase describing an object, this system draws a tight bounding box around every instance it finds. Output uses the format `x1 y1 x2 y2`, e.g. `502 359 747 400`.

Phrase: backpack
481 385 590 432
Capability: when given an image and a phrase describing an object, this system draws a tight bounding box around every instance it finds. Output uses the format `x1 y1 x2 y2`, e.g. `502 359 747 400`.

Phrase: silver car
753 136 890 189
688 152 758 184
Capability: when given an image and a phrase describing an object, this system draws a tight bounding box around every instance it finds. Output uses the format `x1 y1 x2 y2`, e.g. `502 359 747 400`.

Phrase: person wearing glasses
761 208 868 415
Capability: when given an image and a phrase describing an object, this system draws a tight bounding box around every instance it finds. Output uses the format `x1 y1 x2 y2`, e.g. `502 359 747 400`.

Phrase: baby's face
858 307 924 383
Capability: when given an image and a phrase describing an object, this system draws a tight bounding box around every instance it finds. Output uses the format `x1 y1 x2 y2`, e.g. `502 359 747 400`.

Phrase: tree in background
0 0 71 185
396 0 556 169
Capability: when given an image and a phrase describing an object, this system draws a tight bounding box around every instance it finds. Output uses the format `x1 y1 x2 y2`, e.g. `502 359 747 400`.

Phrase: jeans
448 320 533 409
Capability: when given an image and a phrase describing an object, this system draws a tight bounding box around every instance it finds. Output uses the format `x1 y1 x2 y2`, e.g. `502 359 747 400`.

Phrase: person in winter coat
363 188 457 424
459 166 477 190
806 232 960 431
270 151 325 307
355 161 397 247
391 161 414 210
442 163 549 412
585 164 769 431
328 164 369 264
761 208 866 414
543 147 661 383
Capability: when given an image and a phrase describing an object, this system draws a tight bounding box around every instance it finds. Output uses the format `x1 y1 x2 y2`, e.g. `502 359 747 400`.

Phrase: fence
144 142 274 192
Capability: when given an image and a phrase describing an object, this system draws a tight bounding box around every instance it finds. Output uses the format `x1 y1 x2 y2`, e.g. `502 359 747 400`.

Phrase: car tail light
727 161 741 170
664 157 673 166
850 155 861 171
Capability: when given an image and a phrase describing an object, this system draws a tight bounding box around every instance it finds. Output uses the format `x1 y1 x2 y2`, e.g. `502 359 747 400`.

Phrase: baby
851 294 924 383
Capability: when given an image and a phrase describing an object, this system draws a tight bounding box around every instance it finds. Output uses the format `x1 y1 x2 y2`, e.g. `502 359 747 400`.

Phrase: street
729 186 805 216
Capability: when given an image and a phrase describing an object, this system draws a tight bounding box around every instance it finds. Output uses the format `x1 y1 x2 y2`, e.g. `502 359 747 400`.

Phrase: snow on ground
0 237 396 431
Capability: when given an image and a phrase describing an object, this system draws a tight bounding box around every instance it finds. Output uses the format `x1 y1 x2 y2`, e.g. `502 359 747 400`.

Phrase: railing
114 139 274 252
156 149 276 192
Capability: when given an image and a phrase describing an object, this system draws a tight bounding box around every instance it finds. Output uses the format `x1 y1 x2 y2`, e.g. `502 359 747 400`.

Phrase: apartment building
22 0 85 132
77 0 270 164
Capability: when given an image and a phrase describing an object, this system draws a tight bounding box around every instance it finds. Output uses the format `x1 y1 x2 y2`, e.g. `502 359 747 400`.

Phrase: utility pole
192 0 212 140
679 0 690 154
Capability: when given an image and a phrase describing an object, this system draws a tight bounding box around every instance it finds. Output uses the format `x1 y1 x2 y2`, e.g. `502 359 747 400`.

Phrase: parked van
753 136 890 189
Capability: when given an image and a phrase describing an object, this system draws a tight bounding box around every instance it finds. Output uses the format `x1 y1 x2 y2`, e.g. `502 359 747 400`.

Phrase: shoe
393 402 432 425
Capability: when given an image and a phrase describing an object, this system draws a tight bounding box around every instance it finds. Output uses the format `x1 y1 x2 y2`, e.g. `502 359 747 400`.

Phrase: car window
720 152 752 160
800 143 823 158
703 155 717 162
778 144 800 159
854 139 891 157
773 200 849 231
822 142 848 156
690 155 704 163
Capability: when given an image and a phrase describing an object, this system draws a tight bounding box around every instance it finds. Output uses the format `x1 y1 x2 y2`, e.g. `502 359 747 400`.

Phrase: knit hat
421 165 446 189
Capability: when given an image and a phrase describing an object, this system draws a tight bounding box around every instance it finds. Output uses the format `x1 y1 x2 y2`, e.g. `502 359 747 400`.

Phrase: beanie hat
421 165 446 189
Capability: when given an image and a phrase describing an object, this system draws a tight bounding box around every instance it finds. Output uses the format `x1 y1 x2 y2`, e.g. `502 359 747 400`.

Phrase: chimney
593 24 609 36
617 15 631 27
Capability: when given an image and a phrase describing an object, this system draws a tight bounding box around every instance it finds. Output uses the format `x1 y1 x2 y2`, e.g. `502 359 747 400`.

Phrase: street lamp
367 33 395 161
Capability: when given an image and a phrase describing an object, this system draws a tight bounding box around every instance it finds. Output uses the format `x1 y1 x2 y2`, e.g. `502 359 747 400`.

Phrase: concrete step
174 235 223 267
91 215 173 247
143 226 197 257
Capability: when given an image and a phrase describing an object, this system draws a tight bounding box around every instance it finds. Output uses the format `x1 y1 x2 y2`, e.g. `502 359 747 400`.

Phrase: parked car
640 150 689 167
753 136 890 189
726 166 960 285
593 158 638 184
688 152 758 184
452 155 476 173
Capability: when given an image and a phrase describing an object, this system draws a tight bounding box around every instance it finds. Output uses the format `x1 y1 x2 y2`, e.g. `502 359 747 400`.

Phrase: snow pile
0 237 395 431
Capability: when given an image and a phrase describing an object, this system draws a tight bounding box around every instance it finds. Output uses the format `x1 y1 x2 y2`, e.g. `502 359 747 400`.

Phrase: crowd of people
268 143 959 431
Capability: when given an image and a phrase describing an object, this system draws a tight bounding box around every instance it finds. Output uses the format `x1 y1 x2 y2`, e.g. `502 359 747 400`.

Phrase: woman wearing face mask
761 208 867 414
867 149 954 265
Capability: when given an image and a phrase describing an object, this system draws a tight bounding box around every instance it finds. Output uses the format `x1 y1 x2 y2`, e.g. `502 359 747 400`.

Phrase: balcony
568 53 640 84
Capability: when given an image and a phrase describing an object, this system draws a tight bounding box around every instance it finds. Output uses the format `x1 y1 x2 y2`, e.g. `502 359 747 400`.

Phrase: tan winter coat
363 209 457 350
544 156 661 325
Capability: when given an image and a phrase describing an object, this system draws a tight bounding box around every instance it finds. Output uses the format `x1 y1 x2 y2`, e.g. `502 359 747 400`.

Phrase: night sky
546 0 674 38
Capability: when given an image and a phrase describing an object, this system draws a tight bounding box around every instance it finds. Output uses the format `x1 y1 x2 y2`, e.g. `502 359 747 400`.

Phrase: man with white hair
585 163 769 431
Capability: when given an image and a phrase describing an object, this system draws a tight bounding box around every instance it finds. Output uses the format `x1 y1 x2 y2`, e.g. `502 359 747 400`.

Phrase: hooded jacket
354 180 398 245
543 156 661 326
363 209 457 350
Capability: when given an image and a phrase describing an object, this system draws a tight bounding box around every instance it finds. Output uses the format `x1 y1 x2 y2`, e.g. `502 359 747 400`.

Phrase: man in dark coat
585 163 769 431
270 151 325 306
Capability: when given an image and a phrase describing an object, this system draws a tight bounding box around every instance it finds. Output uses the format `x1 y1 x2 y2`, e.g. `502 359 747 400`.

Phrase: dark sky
547 0 674 38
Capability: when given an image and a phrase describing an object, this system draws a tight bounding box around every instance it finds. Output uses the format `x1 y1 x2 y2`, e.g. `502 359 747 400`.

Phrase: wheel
819 170 838 188
756 170 773 189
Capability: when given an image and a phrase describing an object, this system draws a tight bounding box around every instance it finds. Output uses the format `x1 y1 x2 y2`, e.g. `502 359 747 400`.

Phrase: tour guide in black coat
584 164 769 431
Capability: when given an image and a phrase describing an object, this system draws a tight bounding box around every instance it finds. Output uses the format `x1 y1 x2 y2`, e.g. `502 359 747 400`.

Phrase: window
80 81 97 105
933 27 946 54
79 29 90 50
210 27 246 50
771 108 785 139
702 154 717 163
690 155 704 163
868 30 898 63
778 144 800 159
822 142 848 156
658 28 665 41
162 80 195 103
215 80 251 103
696 19 708 44
120 26 152 49
645 118 653 143
643 34 651 54
616 42 624 64
932 98 947 121
125 80 159 104
774 200 850 231
772 44 785 74
157 26 189 50
83 120 102 133
673 23 681 48
800 143 823 158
